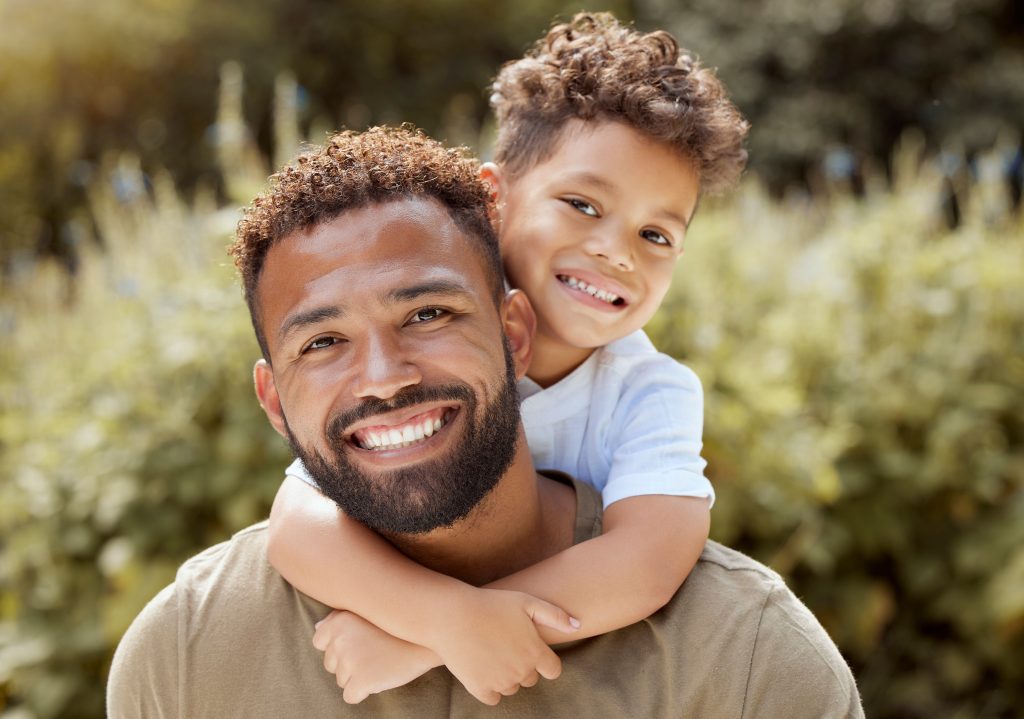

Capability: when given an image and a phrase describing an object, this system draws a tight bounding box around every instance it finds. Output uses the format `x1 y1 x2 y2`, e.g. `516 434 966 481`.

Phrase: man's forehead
257 197 493 336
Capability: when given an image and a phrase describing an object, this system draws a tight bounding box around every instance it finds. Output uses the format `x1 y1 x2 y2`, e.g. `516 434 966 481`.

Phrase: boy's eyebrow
562 170 616 193
657 207 691 230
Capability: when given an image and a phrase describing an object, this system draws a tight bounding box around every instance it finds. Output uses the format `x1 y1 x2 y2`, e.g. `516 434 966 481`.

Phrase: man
108 126 863 717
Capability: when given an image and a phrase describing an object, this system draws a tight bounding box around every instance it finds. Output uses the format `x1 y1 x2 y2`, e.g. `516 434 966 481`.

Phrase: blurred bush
1 78 1022 719
0 158 290 717
640 0 1024 191
648 134 1024 717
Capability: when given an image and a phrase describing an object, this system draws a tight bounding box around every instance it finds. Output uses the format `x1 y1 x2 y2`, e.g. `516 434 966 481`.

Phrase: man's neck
383 427 578 585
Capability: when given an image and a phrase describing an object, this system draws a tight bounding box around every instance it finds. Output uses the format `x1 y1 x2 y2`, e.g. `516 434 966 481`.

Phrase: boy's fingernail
314 620 323 630
569 617 581 629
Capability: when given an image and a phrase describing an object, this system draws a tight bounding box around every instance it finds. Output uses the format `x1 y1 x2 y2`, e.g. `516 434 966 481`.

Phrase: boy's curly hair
490 12 749 195
229 125 502 359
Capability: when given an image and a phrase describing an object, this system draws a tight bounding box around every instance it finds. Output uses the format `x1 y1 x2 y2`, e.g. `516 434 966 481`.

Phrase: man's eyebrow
278 305 345 343
386 280 474 304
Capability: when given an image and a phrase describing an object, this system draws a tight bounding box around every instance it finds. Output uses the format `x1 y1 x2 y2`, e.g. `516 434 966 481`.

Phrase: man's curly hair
490 12 749 195
229 125 502 360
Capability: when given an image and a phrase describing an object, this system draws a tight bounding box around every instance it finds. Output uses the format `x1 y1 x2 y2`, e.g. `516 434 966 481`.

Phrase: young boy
268 11 749 705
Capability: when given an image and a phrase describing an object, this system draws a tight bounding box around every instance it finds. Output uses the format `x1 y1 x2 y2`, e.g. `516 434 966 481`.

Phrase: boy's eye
408 307 447 324
641 228 673 247
566 198 599 217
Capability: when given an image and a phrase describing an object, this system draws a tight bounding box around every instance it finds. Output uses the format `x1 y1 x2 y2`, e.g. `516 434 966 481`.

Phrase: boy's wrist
397 581 481 651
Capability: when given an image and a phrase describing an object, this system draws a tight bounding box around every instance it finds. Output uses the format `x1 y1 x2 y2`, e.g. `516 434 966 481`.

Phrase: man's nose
350 331 422 400
584 225 634 272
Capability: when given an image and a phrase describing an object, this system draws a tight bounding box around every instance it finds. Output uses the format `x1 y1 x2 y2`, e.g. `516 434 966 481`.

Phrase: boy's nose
350 332 422 400
585 228 634 272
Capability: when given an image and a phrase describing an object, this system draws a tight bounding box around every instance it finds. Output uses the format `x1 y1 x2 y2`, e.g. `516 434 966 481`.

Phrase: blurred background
0 0 1021 717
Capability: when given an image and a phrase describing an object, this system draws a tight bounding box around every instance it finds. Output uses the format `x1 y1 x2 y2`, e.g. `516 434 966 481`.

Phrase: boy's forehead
517 119 698 184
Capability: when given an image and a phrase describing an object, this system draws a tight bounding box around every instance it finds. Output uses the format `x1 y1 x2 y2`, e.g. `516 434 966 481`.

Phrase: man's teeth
560 275 620 304
359 415 447 450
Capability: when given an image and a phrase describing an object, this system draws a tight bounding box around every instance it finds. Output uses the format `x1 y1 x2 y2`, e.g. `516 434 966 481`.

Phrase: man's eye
566 198 599 217
409 307 447 324
304 336 338 352
641 228 673 247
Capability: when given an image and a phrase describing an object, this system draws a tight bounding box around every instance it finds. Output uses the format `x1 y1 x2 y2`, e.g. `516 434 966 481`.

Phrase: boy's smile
489 119 701 385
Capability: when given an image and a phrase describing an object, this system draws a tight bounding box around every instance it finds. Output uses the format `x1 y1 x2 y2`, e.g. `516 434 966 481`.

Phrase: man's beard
284 346 521 535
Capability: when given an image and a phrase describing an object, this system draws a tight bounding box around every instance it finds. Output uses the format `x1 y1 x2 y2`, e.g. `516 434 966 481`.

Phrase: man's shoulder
175 521 271 585
695 540 784 583
108 521 338 718
668 541 863 717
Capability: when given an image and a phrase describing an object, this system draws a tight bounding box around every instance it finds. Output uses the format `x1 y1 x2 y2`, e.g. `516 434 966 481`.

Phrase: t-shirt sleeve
741 584 864 719
107 583 180 719
601 360 714 509
284 457 319 489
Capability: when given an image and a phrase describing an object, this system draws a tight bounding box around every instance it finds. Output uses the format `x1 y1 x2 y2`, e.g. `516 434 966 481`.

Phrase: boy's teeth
357 413 450 450
559 275 620 304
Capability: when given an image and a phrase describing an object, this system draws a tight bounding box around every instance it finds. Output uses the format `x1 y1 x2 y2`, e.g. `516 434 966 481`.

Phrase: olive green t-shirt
108 478 862 718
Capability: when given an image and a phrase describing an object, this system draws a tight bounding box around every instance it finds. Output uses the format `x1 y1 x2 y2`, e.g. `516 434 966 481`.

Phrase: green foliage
638 0 1024 186
0 159 290 718
647 135 1024 717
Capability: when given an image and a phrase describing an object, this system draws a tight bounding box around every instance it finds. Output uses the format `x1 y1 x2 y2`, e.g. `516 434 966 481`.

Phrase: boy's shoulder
597 330 701 396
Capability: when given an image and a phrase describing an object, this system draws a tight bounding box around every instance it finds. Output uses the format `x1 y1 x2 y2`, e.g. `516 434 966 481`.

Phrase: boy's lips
345 404 459 452
554 269 631 309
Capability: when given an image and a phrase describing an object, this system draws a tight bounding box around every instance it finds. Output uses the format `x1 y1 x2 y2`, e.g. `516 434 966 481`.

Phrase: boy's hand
427 587 579 706
312 610 440 704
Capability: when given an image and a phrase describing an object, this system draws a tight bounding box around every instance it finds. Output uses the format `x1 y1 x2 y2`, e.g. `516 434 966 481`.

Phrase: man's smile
348 405 458 451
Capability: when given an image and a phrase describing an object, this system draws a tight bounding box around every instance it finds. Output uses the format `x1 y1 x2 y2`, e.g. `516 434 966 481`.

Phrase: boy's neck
525 333 598 388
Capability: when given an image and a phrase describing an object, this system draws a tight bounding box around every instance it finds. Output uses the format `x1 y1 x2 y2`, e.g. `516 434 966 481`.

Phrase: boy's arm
495 352 712 642
488 494 710 643
268 475 573 704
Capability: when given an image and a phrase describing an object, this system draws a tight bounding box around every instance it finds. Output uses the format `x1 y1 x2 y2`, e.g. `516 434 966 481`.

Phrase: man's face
254 197 523 534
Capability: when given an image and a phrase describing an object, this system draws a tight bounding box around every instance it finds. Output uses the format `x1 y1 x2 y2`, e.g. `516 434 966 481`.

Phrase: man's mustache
326 383 475 442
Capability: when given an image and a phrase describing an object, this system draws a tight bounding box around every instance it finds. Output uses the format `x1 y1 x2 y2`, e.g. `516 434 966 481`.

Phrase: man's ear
254 359 289 439
501 289 536 380
479 162 506 231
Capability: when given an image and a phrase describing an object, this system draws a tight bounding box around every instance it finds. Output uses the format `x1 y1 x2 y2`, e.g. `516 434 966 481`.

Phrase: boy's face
492 120 700 367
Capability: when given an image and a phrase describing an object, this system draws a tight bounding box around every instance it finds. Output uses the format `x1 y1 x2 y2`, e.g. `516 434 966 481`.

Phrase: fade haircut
229 125 503 360
490 12 749 194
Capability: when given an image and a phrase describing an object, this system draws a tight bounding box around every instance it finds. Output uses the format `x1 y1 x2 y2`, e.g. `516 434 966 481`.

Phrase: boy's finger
343 685 368 704
471 688 502 706
536 648 562 681
312 627 328 651
526 598 581 633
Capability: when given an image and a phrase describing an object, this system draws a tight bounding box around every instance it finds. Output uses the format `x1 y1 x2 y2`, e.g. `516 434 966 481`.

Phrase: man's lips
347 405 457 451
555 269 630 308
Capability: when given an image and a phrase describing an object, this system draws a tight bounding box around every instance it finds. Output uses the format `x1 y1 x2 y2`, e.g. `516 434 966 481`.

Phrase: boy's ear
500 288 536 380
479 162 506 229
254 359 289 439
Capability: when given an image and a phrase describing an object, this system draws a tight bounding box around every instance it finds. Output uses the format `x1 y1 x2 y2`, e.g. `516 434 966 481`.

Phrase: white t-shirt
519 330 712 509
285 330 713 509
